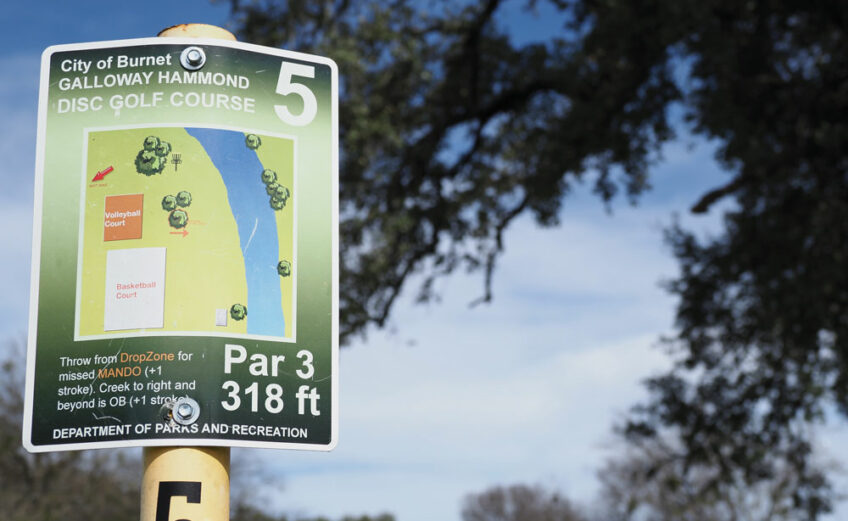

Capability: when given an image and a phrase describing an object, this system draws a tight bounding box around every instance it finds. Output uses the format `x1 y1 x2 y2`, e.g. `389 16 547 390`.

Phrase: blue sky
2 2 846 521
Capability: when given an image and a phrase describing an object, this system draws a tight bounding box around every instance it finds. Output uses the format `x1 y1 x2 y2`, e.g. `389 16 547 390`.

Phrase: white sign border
24 37 339 453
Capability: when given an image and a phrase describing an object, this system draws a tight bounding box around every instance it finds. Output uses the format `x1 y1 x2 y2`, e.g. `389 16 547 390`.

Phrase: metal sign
24 37 338 451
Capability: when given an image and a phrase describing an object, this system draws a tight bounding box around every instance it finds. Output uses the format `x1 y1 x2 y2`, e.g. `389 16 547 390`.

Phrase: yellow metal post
158 23 236 40
139 25 238 521
141 447 231 521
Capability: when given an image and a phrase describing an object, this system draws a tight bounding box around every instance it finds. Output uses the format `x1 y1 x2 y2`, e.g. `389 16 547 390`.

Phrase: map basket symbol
171 153 182 171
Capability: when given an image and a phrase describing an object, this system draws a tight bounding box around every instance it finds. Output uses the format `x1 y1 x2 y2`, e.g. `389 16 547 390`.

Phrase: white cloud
241 207 680 521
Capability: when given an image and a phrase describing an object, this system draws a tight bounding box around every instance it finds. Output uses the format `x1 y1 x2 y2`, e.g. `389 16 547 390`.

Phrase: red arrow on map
92 166 114 182
170 229 189 237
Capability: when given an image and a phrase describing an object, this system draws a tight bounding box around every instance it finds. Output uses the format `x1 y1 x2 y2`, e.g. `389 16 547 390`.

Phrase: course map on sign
76 126 296 341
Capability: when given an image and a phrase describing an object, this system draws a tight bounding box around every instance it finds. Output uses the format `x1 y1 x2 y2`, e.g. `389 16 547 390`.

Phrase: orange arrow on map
170 229 189 237
92 166 114 182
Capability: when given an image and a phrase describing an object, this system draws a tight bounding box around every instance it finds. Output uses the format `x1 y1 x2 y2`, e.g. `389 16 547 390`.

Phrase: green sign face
24 38 338 451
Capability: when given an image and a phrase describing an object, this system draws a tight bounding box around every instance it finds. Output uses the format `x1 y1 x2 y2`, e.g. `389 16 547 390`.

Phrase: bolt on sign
24 38 338 451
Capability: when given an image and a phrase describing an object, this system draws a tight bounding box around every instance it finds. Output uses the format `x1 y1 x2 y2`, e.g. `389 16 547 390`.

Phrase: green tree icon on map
135 135 172 176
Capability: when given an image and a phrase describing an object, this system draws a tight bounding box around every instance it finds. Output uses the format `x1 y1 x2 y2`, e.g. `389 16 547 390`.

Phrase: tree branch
690 176 746 214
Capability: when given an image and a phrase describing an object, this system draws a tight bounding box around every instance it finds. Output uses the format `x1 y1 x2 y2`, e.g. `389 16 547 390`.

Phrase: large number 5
274 61 318 126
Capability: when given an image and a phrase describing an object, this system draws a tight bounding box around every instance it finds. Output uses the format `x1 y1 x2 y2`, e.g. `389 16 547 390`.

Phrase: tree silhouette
231 0 848 515
462 484 588 521
231 0 677 343
0 341 139 521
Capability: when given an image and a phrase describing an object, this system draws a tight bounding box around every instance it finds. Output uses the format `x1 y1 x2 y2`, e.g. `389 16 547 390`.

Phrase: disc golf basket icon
171 153 182 171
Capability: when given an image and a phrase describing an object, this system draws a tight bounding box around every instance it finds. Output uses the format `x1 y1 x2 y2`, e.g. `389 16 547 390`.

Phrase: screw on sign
172 397 200 425
180 46 206 70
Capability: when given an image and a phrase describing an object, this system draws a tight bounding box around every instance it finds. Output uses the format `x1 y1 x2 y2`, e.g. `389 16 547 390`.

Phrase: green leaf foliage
461 484 588 521
162 194 178 211
231 0 675 344
0 342 139 521
136 136 170 175
261 168 277 185
246 133 262 150
142 135 159 151
274 185 289 200
270 197 286 211
230 303 248 321
135 149 165 176
169 209 188 229
597 436 834 521
277 260 292 277
176 190 192 207
155 140 172 157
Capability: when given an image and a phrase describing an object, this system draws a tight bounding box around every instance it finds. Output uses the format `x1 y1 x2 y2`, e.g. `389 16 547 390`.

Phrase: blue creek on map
186 127 286 337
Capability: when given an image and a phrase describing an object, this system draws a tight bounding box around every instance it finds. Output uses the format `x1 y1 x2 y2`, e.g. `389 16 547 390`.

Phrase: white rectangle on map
104 247 166 331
